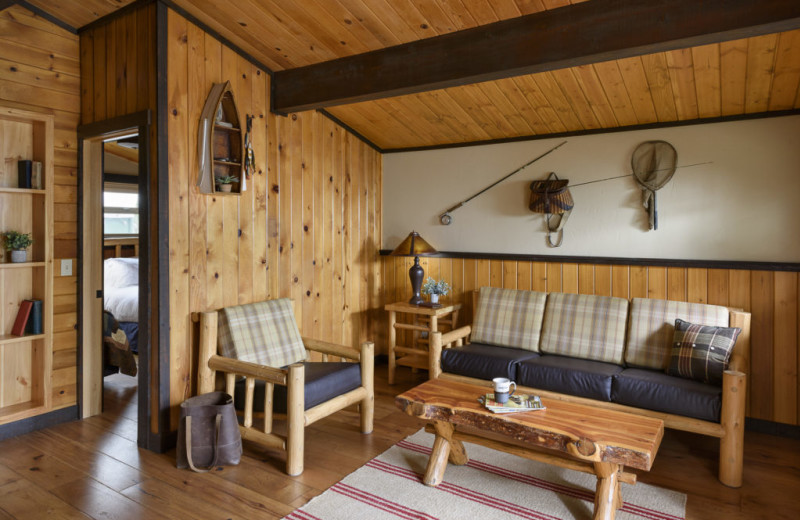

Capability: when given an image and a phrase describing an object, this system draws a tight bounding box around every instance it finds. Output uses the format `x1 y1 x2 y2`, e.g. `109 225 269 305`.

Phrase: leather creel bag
529 172 573 214
176 392 242 472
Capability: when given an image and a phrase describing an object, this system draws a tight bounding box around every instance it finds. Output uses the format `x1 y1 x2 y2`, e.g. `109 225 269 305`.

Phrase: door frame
77 111 157 450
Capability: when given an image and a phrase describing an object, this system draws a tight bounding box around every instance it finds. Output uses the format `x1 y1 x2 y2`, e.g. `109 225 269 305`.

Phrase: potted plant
3 231 33 263
215 175 239 192
422 277 450 304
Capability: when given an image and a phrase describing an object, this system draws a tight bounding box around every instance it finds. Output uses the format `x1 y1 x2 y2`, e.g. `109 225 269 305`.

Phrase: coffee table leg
593 462 622 520
424 422 467 486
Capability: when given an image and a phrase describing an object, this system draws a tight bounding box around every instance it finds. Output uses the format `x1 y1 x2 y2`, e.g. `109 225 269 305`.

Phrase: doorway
78 112 153 449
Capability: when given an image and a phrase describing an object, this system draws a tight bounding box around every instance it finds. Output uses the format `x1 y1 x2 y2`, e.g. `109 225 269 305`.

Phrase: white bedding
104 285 139 322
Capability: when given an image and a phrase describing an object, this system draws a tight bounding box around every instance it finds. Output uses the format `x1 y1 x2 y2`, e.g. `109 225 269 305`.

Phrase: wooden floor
1 367 799 519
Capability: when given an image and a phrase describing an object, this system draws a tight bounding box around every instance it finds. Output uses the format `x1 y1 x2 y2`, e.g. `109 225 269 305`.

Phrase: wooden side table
385 301 461 384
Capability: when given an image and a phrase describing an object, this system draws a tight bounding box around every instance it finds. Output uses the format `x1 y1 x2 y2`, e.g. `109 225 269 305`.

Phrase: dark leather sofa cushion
441 343 539 380
612 368 722 422
516 355 622 401
234 362 362 413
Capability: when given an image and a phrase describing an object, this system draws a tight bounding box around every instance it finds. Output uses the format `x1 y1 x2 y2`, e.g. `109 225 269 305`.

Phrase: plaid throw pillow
218 299 307 368
667 319 741 385
471 287 547 351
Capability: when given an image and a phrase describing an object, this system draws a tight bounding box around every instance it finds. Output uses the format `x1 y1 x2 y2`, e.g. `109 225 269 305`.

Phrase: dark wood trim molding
77 111 152 141
0 406 78 441
318 109 383 153
379 250 800 273
273 0 800 113
155 0 172 449
4 0 78 34
382 109 800 154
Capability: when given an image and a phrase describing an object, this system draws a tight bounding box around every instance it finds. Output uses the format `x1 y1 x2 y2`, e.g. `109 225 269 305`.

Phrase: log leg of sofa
360 341 374 434
720 370 746 487
286 363 305 476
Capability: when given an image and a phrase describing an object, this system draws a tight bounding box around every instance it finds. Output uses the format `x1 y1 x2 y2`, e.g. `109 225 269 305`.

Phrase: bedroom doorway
78 112 154 450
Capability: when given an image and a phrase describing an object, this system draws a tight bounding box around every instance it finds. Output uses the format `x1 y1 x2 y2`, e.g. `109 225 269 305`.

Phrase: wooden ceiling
24 0 800 150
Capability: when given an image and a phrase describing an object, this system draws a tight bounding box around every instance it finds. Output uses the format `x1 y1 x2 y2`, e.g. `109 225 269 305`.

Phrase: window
104 188 139 236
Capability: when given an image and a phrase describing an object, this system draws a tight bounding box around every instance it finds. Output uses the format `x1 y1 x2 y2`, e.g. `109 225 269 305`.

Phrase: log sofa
428 287 751 488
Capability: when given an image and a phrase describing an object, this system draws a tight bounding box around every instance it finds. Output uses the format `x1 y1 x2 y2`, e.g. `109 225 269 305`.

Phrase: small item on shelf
31 161 42 189
12 300 34 336
17 160 32 189
25 299 43 335
478 393 546 413
422 277 450 305
2 230 33 263
215 175 239 193
215 120 234 128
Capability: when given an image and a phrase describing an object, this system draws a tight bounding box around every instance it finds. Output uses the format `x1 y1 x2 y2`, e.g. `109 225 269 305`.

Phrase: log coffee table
395 379 664 520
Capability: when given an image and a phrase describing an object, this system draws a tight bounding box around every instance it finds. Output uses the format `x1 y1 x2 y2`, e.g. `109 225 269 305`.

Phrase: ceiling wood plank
720 39 748 115
273 0 800 112
592 61 639 127
642 53 679 122
745 33 779 113
512 75 567 133
691 44 722 118
666 48 700 120
769 31 800 109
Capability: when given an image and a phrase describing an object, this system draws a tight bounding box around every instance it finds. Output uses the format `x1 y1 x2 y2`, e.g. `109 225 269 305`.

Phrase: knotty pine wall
382 256 799 425
78 3 159 432
168 10 382 428
1 5 79 411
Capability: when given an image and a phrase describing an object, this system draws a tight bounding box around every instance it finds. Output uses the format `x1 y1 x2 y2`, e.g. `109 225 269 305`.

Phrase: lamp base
408 256 424 305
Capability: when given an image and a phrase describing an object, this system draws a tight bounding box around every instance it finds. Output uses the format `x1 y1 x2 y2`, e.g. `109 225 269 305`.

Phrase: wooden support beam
273 0 800 112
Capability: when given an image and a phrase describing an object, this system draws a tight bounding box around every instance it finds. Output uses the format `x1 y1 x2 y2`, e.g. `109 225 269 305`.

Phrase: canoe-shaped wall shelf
197 81 245 195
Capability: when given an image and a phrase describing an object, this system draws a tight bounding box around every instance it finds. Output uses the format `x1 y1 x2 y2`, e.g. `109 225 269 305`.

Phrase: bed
104 257 140 354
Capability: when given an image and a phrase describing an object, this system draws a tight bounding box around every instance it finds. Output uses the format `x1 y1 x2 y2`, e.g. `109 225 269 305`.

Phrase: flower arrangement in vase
422 277 450 304
2 231 33 263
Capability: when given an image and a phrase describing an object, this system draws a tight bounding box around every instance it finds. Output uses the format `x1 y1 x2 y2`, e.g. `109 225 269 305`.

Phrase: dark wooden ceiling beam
273 0 800 113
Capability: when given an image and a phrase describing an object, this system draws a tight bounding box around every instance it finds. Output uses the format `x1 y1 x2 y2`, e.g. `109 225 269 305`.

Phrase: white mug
492 377 516 404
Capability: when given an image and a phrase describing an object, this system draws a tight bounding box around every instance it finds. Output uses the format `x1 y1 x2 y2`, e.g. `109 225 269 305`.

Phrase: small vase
10 250 27 263
218 184 233 193
430 293 439 304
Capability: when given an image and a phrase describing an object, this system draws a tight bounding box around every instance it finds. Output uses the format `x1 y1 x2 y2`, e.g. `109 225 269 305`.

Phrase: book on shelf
18 160 32 189
25 299 43 335
478 393 546 413
11 300 34 336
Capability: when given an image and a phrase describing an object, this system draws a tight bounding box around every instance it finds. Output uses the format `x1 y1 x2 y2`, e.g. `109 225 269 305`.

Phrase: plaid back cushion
471 287 547 351
540 293 629 364
217 299 307 367
626 298 730 370
667 319 741 385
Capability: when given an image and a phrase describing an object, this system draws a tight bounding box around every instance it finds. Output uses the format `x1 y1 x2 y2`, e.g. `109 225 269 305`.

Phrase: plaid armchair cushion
540 293 629 364
471 287 547 351
626 298 730 370
218 299 307 367
667 319 741 385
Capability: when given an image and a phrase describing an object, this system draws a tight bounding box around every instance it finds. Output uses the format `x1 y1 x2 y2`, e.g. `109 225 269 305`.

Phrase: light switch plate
61 259 73 277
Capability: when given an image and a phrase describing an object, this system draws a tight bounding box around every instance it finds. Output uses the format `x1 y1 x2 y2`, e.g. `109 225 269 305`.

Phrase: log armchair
195 299 374 476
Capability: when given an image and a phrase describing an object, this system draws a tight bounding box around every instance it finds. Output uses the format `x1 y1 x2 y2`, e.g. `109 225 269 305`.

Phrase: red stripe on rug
332 482 439 520
284 510 323 520
366 459 559 520
397 440 683 520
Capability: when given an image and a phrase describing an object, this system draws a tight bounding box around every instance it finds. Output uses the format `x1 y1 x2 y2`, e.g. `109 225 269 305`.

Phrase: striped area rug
284 430 686 520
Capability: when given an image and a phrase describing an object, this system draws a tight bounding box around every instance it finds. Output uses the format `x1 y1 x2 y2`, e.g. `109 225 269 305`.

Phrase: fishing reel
439 212 453 225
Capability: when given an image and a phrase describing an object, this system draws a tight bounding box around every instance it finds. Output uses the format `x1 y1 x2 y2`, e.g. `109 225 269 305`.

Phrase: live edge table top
395 379 664 472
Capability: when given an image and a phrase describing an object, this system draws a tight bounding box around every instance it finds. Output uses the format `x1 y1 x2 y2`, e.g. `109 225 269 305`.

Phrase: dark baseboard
0 406 79 441
745 417 800 439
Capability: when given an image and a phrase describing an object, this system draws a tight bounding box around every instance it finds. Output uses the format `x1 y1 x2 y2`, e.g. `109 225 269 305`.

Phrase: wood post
244 377 255 428
719 370 746 487
429 331 443 379
388 309 397 384
286 363 305 476
593 461 622 520
360 341 374 434
263 382 274 434
197 312 218 394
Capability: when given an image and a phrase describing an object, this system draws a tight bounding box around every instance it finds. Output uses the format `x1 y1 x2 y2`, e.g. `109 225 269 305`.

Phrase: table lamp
390 231 437 305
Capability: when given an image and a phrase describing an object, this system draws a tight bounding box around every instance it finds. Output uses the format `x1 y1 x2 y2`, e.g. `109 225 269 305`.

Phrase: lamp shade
390 231 437 257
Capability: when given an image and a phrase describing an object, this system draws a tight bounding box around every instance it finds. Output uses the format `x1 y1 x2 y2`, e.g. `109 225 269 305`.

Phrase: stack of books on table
479 394 546 413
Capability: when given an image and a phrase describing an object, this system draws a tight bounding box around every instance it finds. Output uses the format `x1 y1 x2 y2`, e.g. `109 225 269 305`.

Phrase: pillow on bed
104 257 139 288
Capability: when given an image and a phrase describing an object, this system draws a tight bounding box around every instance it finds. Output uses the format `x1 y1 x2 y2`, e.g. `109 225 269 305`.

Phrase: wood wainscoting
381 255 800 427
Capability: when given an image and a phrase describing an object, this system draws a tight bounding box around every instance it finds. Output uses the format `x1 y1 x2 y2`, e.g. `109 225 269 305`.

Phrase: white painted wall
383 115 800 262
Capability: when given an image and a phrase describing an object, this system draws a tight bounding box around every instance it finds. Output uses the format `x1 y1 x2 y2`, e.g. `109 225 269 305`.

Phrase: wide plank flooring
1 367 798 519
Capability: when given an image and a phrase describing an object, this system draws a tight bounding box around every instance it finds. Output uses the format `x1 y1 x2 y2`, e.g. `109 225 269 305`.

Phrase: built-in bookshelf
197 81 245 195
0 107 54 425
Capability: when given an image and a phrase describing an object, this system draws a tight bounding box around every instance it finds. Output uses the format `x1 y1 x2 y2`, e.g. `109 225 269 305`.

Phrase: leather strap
184 414 222 473
545 209 571 247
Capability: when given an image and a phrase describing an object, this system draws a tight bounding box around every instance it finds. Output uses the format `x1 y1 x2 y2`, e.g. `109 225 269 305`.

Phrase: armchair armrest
207 354 288 385
441 325 472 347
301 337 364 361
